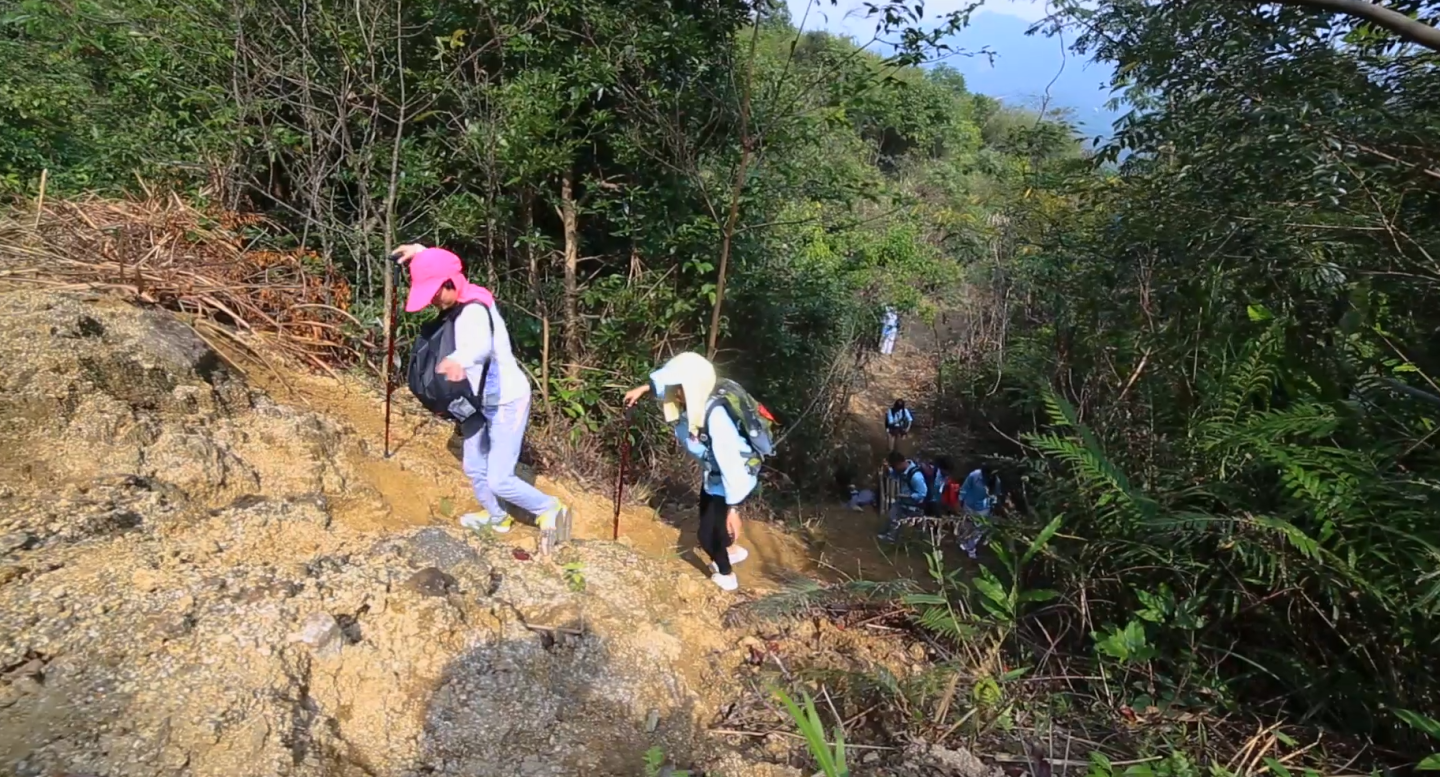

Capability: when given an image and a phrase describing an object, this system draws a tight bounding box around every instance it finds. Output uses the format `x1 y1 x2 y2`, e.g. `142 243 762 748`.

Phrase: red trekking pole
612 407 635 540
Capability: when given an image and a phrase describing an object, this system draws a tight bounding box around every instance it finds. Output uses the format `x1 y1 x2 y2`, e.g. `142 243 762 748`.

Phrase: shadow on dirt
411 620 705 776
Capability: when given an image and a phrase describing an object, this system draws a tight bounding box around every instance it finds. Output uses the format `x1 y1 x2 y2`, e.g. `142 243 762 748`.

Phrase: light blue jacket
893 464 928 506
886 407 913 429
960 469 992 514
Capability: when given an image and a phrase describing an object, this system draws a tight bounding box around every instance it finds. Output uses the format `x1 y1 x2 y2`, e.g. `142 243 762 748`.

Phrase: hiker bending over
885 399 913 451
877 450 929 543
393 244 569 547
624 352 776 592
880 306 899 355
957 466 1000 559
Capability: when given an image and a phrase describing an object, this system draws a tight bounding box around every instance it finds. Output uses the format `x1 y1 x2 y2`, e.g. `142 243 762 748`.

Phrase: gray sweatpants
462 393 557 518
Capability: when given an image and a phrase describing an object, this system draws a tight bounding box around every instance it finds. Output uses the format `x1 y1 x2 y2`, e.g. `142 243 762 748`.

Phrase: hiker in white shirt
394 244 569 545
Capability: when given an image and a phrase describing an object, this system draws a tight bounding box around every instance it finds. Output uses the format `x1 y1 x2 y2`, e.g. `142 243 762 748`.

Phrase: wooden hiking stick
612 408 635 540
383 257 403 458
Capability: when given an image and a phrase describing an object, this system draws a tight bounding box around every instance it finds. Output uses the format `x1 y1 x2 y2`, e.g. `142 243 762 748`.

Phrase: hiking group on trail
874 449 1000 559
391 243 998 590
864 446 1002 561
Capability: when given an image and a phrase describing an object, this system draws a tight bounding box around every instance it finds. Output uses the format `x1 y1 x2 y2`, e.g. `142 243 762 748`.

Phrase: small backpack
940 480 961 512
886 407 912 429
902 462 941 503
406 302 493 437
701 378 778 472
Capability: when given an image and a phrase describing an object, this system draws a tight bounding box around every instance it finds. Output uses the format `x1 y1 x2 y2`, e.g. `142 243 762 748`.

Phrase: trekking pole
612 406 635 541
383 254 404 458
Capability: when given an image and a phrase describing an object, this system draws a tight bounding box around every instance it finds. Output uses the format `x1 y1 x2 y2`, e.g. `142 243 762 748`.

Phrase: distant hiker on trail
877 450 930 543
393 243 570 549
957 465 1000 559
846 485 877 512
880 305 899 355
885 399 913 450
623 352 777 592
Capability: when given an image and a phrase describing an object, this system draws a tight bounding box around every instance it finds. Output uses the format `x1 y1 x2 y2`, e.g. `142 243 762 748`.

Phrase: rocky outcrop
0 291 736 777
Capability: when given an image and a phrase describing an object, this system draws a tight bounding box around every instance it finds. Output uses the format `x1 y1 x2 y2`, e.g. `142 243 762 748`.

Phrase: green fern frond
726 577 918 627
725 578 829 626
1028 390 1157 526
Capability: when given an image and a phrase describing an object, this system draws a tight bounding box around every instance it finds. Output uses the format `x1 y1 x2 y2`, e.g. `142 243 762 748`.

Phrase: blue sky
783 0 1124 143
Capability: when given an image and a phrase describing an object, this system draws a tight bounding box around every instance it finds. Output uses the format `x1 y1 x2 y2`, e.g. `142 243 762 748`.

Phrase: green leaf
999 665 1031 681
1247 303 1273 321
974 575 1007 605
1017 588 1059 603
1397 709 1440 740
1262 758 1291 777
1022 513 1064 564
1417 755 1440 770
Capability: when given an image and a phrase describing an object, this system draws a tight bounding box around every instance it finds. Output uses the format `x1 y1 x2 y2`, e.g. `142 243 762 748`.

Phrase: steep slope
0 290 785 777
0 289 996 777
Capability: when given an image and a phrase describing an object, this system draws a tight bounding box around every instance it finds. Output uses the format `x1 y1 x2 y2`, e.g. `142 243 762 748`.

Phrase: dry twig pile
0 195 367 373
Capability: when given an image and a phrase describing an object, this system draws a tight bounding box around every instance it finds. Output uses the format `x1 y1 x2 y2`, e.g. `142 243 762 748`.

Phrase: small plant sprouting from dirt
642 745 690 776
561 561 586 593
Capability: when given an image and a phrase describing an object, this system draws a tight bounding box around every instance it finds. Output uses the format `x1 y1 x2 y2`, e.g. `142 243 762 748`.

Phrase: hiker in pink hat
393 243 570 544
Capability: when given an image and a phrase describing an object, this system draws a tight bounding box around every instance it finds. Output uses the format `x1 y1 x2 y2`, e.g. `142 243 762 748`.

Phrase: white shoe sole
710 573 738 591
707 545 749 575
460 513 504 531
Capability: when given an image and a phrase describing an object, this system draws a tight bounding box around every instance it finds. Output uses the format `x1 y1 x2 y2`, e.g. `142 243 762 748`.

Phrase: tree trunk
706 22 762 360
523 188 551 415
560 170 581 380
522 188 538 298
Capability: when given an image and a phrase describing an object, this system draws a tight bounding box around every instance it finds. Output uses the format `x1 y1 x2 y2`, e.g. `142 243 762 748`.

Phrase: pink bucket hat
404 248 465 313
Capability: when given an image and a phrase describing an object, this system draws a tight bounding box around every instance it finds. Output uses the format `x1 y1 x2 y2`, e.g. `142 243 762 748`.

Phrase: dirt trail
244 361 935 590
0 291 768 777
0 289 984 777
227 317 947 592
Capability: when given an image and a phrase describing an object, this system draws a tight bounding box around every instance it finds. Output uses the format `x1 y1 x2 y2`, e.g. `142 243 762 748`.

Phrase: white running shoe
459 512 505 531
710 572 739 591
536 502 570 555
709 546 750 575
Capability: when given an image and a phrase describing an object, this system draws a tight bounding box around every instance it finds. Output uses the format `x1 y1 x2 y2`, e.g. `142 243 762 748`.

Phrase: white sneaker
710 572 739 591
459 512 505 531
536 502 570 555
708 547 748 573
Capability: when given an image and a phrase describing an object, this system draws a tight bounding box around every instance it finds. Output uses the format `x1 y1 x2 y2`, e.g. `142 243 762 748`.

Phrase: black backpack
406 302 492 437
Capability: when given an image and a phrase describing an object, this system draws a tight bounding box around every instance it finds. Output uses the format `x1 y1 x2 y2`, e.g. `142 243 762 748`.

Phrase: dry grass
0 194 366 374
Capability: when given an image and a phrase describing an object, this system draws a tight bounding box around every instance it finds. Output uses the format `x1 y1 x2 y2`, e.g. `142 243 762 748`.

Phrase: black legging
698 491 734 575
